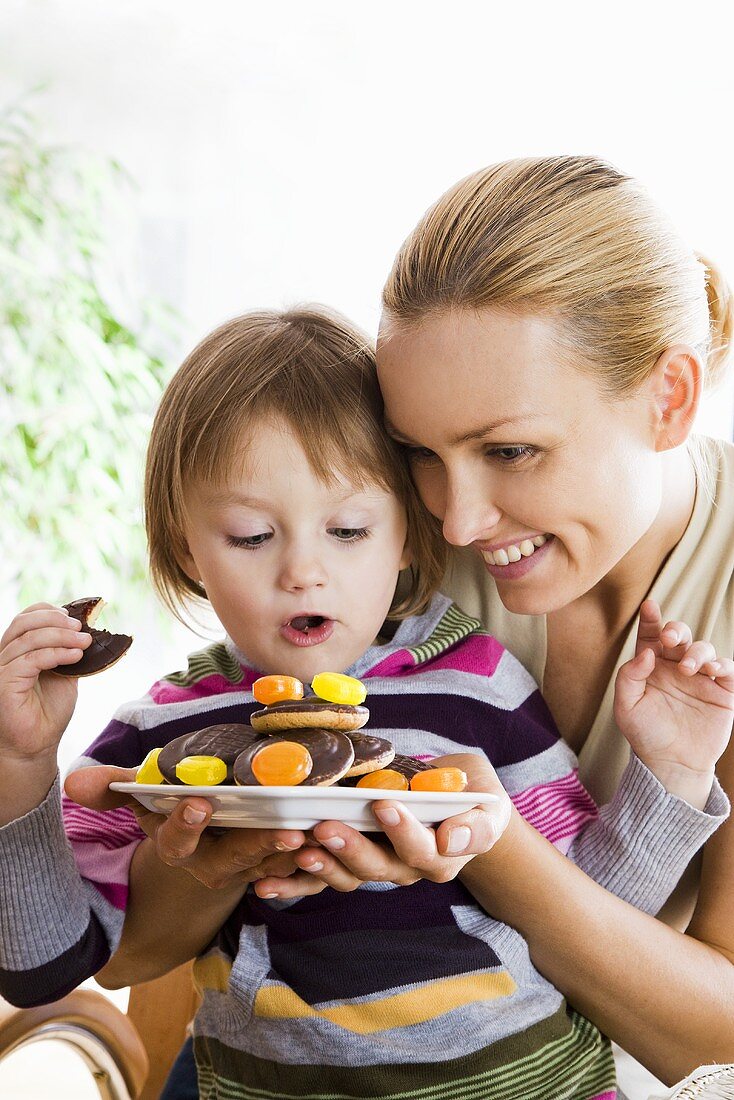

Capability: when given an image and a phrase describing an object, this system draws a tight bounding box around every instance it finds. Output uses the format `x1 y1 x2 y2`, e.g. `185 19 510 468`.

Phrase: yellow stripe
194 952 232 995
254 971 516 1034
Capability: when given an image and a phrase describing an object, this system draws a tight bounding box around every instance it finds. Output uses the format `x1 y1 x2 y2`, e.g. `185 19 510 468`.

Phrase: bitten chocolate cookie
344 731 395 777
233 728 355 787
53 597 133 677
250 695 369 733
157 723 264 785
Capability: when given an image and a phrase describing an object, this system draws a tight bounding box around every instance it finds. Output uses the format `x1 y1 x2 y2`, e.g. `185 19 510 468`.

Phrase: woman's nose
441 475 503 547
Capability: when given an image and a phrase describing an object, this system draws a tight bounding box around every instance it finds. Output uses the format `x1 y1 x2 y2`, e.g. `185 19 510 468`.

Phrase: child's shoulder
118 638 257 720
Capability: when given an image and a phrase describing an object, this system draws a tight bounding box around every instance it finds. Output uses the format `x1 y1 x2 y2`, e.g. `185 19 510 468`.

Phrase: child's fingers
254 871 329 900
635 600 664 657
0 628 92 678
64 765 141 811
0 607 79 650
675 640 718 675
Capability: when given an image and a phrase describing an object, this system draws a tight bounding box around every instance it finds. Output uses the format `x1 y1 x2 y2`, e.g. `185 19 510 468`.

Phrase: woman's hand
252 752 511 900
63 765 309 890
614 598 734 806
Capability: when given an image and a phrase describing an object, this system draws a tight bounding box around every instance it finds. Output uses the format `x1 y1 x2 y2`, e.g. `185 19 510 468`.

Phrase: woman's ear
648 344 702 452
399 539 413 572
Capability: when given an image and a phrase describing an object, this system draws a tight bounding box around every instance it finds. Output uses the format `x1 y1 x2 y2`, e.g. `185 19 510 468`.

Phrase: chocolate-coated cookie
344 731 395 777
53 597 133 677
233 728 355 787
157 723 264 785
250 695 369 733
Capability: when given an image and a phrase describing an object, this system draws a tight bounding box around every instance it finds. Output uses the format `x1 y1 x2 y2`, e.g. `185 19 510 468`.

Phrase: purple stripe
0 915 111 1008
266 924 503 1003
365 689 558 766
247 878 475 945
83 703 260 768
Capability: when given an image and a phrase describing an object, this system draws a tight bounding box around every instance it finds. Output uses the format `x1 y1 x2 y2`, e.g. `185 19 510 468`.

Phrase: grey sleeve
0 775 125 1006
567 753 730 914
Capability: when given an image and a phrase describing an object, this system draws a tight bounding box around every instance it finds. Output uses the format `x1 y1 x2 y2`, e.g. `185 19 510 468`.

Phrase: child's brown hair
144 306 447 626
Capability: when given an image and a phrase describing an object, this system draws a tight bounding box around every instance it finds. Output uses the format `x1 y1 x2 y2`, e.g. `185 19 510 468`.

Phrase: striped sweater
0 594 728 1100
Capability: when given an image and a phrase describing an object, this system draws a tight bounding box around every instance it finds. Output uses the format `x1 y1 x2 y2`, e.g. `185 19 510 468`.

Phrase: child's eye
328 527 370 542
226 533 272 549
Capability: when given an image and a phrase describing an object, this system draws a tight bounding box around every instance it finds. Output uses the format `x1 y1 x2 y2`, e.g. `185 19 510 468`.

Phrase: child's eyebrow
205 490 268 509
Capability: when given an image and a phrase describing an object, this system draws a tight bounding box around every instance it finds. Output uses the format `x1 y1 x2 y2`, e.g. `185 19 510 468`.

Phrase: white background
1 4 733 1090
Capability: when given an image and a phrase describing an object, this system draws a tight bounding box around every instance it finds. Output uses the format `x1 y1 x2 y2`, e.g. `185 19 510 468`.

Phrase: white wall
2 0 733 769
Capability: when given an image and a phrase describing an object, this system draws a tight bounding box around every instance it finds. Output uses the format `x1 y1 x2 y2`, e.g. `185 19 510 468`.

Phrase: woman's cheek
412 466 446 521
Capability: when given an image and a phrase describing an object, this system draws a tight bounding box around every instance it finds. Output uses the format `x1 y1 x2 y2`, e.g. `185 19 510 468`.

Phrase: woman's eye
488 445 537 464
226 533 272 549
404 446 441 467
328 527 370 542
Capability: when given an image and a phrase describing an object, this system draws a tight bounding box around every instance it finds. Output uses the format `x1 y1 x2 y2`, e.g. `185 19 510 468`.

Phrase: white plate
109 782 500 831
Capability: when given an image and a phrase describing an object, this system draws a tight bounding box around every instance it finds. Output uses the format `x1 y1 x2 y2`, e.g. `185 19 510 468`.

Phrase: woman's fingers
701 656 734 691
673 639 718 675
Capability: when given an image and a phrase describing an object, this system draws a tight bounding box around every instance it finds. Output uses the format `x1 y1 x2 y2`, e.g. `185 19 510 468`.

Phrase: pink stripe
365 649 417 678
91 880 129 909
418 633 505 676
72 837 141 912
150 669 258 704
590 1092 617 1099
511 771 598 847
367 634 505 680
62 800 145 847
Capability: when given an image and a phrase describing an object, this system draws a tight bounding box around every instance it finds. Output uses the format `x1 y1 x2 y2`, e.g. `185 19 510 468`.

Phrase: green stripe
194 1008 614 1100
406 604 485 667
163 641 244 687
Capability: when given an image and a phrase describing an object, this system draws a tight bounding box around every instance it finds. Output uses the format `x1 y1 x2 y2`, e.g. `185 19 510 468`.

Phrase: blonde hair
145 307 447 626
383 156 733 397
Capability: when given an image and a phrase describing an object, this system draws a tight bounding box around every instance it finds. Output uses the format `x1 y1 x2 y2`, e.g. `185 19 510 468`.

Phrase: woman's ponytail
696 252 734 389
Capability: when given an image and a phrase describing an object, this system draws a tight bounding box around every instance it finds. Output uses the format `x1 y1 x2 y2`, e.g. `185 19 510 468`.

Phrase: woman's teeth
482 534 548 567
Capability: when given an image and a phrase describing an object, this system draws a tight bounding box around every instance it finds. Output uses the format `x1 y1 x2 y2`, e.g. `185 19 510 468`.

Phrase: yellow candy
253 674 304 706
136 748 165 785
311 671 366 706
175 755 228 786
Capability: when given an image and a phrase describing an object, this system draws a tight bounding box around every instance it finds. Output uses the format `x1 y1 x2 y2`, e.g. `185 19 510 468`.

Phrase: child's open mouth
280 615 336 648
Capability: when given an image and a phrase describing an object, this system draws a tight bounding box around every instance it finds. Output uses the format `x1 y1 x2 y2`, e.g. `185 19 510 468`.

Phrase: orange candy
409 767 468 793
356 769 409 790
251 740 313 786
252 675 304 706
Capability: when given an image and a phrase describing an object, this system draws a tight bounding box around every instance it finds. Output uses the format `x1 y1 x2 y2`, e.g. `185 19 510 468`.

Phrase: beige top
443 435 734 928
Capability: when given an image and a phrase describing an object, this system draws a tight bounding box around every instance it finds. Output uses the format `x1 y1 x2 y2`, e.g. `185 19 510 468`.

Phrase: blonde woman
297 157 733 1093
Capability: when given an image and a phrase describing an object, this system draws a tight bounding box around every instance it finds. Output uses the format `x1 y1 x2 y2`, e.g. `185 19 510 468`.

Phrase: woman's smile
476 533 553 578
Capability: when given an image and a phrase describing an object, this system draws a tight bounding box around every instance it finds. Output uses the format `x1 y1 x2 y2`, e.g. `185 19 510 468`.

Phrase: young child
0 307 731 1100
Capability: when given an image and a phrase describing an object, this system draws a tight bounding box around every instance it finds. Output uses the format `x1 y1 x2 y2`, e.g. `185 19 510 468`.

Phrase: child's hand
64 765 309 891
614 599 734 806
0 603 93 762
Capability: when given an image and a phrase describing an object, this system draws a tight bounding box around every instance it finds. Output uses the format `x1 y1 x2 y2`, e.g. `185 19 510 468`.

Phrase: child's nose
278 549 327 592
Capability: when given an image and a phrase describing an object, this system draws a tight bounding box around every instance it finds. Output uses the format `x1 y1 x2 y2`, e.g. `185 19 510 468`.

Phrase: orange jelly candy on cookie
356 769 409 791
410 767 468 792
253 675 304 706
251 741 313 785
